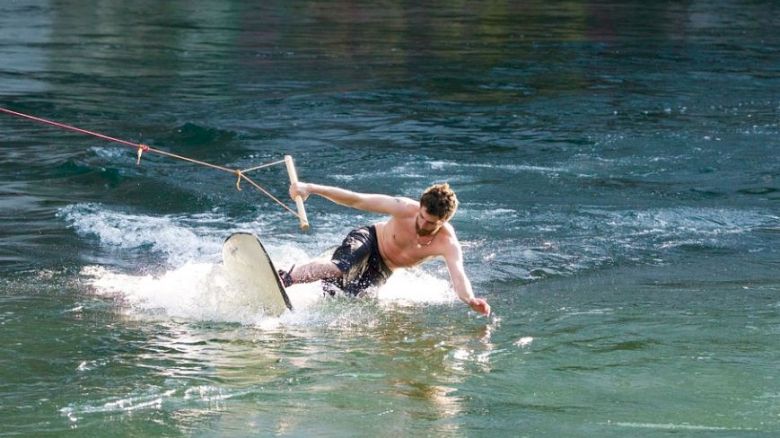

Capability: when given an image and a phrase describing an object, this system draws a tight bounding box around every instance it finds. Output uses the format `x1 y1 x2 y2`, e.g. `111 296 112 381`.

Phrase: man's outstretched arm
290 182 415 216
445 242 491 316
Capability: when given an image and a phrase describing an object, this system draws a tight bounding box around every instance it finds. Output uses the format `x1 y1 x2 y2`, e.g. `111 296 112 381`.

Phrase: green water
2 0 779 436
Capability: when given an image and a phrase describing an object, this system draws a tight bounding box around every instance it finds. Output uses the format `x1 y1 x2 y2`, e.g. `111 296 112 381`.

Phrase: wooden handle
284 155 309 231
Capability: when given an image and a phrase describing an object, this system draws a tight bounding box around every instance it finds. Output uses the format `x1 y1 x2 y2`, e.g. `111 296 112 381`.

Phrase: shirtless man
278 182 491 316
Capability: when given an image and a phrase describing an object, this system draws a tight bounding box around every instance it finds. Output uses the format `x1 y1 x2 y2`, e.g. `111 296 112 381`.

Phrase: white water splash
65 203 455 325
58 203 225 265
80 262 454 326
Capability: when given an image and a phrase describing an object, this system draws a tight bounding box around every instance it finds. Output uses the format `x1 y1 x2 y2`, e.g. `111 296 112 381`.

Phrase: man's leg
279 226 371 290
289 261 341 284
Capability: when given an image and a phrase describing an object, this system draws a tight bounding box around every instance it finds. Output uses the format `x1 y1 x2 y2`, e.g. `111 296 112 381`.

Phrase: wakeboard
222 232 293 317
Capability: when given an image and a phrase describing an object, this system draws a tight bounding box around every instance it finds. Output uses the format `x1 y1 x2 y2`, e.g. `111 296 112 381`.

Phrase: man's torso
374 211 454 270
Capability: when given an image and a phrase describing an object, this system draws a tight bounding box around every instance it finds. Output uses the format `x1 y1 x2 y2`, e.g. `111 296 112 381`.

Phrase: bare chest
376 220 443 269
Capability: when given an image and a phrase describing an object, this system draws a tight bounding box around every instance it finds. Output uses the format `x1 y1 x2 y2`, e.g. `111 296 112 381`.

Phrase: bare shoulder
390 196 420 217
437 224 463 255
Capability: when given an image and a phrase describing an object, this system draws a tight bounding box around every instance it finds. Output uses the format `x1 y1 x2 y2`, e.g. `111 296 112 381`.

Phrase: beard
415 220 436 236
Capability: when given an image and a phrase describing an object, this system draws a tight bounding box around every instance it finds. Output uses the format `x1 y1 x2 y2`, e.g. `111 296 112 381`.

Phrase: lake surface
1 1 779 436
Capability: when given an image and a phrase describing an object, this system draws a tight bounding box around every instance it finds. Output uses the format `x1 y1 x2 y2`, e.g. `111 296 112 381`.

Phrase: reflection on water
51 262 499 435
4 0 778 107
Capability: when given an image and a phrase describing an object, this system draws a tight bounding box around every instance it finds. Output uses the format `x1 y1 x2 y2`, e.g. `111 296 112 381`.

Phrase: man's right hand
289 181 311 201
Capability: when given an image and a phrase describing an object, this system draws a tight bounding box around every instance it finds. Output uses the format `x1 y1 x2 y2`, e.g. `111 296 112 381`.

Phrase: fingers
289 182 308 201
481 301 491 316
469 298 491 316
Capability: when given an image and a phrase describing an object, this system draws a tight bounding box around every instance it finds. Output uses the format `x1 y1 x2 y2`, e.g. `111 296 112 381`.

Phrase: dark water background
2 1 779 436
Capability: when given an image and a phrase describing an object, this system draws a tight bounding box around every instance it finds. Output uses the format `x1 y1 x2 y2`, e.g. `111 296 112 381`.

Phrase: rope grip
136 144 150 165
235 170 243 191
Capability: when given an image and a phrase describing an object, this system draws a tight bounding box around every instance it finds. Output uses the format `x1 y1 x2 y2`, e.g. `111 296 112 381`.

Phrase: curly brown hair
419 183 459 220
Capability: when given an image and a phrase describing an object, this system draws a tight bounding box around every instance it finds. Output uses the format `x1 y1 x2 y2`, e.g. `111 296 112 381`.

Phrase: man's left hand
468 298 491 316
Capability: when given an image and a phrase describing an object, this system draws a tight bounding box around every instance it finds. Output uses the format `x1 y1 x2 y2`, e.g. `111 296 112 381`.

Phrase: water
2 0 779 435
